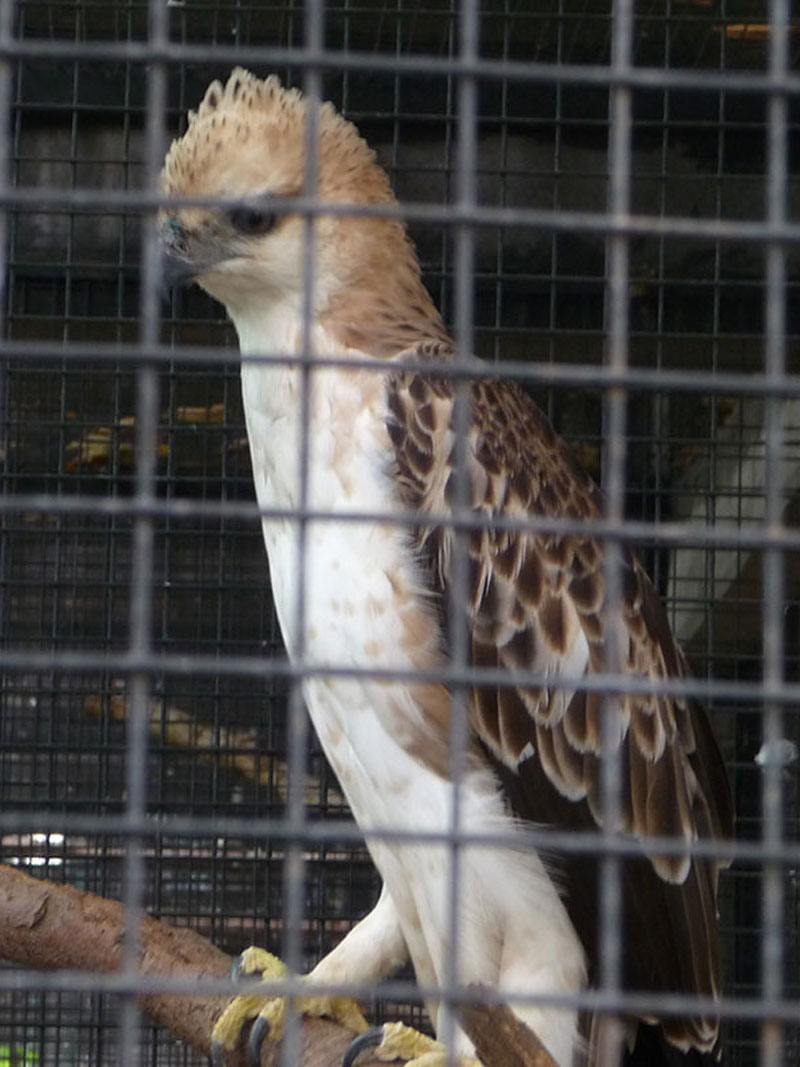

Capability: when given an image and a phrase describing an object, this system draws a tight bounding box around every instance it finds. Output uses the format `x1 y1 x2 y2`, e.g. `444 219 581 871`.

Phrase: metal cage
1 2 798 1066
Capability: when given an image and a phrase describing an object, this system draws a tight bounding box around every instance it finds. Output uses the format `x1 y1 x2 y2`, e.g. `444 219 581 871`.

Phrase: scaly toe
343 1021 482 1067
210 948 289 1065
344 1021 442 1065
210 947 370 1065
236 946 288 981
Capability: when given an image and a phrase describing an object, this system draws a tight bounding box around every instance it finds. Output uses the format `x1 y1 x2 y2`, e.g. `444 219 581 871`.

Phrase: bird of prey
160 69 733 1067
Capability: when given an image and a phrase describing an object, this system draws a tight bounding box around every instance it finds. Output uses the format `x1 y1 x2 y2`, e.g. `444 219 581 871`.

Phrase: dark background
1 3 799 1065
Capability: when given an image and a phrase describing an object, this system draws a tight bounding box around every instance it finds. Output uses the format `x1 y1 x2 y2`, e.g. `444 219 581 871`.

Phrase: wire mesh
1 2 799 1067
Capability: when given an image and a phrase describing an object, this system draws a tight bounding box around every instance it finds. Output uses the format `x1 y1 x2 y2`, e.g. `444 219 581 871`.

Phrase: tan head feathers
189 68 304 126
161 68 393 206
159 68 445 352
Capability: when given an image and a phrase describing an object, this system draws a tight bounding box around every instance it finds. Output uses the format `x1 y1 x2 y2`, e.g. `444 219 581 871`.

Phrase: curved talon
343 1025 386 1067
209 957 251 1066
248 1013 272 1066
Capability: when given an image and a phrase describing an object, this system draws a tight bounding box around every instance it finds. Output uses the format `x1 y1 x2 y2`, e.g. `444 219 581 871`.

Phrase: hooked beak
160 247 199 290
159 214 220 292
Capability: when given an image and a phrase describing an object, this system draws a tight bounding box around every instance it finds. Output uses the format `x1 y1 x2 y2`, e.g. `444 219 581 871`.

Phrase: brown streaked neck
321 230 451 359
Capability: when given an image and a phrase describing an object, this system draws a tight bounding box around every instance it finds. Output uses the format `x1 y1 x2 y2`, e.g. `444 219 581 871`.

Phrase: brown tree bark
0 864 557 1067
0 863 375 1067
462 998 559 1067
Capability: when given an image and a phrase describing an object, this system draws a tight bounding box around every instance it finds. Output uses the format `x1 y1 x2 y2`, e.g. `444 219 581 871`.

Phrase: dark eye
228 207 277 235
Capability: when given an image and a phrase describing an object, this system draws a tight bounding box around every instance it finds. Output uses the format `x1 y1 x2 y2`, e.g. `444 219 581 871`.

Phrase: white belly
239 348 585 1066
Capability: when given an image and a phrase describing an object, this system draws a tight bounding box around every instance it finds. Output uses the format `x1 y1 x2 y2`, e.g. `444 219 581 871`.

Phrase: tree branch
0 865 559 1067
462 996 559 1067
0 864 376 1067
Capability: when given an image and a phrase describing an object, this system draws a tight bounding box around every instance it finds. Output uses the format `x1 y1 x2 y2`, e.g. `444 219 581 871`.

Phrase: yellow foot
344 1021 482 1067
211 947 369 1066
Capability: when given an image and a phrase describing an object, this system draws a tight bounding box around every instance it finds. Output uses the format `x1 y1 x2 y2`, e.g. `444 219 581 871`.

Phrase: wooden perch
0 864 557 1067
0 864 378 1067
462 997 558 1067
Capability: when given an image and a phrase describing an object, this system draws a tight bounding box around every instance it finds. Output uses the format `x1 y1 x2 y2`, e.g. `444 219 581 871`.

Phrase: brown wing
386 364 734 1059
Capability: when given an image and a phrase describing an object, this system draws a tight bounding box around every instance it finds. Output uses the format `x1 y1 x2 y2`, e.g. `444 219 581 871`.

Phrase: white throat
228 286 397 660
229 293 306 361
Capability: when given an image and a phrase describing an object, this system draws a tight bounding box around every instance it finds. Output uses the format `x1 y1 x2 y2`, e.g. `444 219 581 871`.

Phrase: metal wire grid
1 1 799 1066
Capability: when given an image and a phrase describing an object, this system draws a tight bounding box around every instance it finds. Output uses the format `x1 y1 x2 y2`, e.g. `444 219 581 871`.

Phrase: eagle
160 69 733 1067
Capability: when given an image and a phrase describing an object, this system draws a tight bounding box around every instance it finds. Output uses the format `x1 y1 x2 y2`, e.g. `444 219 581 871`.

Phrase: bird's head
160 69 415 328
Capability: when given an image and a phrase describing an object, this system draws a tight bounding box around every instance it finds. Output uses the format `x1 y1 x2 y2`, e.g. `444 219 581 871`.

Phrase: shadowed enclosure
1 4 799 1066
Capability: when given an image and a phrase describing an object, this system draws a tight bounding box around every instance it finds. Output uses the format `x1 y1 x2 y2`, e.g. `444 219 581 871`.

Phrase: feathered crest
186 68 305 131
161 68 384 202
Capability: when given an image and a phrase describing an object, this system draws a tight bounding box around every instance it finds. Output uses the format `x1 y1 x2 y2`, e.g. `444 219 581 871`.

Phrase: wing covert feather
386 362 733 1059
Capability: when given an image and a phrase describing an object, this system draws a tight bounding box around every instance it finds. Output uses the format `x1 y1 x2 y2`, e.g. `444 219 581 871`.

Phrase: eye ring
228 207 277 235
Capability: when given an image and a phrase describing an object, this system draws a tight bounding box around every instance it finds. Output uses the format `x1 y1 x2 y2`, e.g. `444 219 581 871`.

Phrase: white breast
234 308 585 1067
240 345 414 668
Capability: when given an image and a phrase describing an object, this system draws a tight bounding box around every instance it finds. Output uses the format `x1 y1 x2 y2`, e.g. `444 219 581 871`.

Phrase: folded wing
386 362 733 1059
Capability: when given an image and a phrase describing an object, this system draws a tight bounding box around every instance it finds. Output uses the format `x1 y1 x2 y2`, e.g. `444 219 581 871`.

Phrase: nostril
160 219 189 259
161 214 184 241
